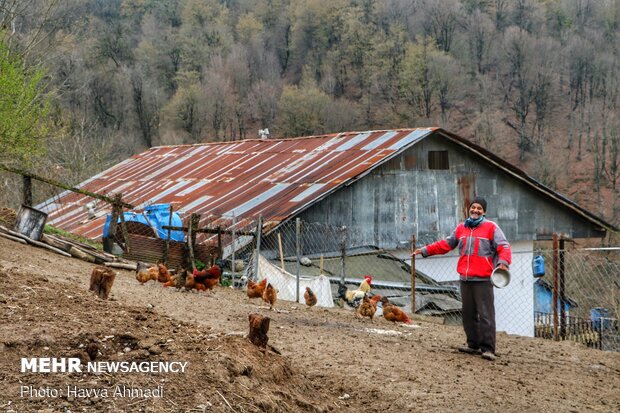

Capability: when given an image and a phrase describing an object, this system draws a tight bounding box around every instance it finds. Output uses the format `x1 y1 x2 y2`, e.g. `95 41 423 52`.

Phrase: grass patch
44 225 103 250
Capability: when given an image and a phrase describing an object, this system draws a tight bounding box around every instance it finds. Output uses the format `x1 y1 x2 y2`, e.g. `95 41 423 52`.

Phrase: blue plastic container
532 255 545 277
103 203 185 241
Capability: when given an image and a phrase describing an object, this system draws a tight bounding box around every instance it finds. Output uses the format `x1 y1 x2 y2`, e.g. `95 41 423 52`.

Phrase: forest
0 0 618 228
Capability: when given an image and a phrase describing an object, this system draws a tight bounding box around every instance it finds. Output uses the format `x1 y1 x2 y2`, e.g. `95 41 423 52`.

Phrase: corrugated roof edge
436 128 618 233
148 128 440 150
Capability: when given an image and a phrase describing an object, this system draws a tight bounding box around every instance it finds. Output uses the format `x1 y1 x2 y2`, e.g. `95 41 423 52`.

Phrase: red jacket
421 219 511 278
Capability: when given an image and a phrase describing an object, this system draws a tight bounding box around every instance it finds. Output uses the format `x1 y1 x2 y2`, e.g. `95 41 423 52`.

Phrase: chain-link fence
2 167 618 352
248 220 620 352
252 219 462 323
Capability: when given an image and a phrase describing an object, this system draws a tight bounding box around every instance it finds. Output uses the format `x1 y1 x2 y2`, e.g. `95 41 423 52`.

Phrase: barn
37 127 616 335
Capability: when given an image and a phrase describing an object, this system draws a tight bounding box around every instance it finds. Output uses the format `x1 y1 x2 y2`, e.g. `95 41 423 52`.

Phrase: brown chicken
357 295 376 321
193 263 222 294
247 278 267 299
369 295 382 309
184 272 206 292
262 283 277 310
304 286 317 307
156 263 172 283
135 262 158 285
380 297 412 324
162 275 177 288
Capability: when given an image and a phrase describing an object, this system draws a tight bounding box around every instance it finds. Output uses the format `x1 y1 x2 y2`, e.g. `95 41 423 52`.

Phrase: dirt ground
0 236 619 413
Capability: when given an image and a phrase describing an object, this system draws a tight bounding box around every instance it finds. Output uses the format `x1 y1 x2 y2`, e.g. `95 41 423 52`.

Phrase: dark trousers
460 281 496 353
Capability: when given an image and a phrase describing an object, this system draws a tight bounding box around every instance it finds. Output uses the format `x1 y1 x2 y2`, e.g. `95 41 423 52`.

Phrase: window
428 150 449 170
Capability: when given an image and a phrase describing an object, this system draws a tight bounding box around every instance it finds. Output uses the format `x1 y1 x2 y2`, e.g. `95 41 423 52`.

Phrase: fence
2 167 619 351
251 222 620 351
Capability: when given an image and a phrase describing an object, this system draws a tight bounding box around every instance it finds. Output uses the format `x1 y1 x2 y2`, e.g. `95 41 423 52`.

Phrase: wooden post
278 233 285 270
295 219 301 303
411 234 416 314
217 227 222 262
22 175 32 207
188 213 200 271
105 195 121 253
559 237 566 340
118 200 131 254
254 216 262 279
163 204 173 264
231 214 237 283
340 226 347 285
552 233 559 341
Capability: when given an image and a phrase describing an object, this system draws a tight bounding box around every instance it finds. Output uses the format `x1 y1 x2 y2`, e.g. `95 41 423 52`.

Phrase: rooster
192 261 222 294
304 286 317 307
380 297 412 324
262 283 277 310
338 275 373 308
247 278 267 300
357 295 376 321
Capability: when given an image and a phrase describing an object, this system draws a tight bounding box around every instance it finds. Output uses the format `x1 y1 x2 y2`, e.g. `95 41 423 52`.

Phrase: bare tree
422 0 462 52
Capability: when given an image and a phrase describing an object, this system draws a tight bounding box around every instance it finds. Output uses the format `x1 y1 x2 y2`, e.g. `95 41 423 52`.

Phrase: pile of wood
0 224 128 267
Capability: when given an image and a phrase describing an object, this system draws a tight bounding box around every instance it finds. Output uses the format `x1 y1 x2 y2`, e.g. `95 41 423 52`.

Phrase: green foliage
275 82 331 137
0 40 52 168
194 259 206 271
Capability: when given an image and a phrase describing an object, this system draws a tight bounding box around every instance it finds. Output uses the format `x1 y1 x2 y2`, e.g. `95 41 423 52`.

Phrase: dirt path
0 236 619 412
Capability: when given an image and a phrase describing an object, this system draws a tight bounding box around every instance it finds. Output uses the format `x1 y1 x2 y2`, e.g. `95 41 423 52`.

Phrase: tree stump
89 266 116 300
248 313 270 348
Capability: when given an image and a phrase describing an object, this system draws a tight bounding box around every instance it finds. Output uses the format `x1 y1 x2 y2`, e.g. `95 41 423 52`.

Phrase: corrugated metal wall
298 138 602 249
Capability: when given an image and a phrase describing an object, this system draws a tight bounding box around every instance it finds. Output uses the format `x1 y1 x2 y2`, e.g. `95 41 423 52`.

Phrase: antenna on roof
258 128 270 139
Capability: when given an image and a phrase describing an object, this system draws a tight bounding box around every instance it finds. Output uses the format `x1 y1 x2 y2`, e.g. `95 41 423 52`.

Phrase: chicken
357 295 376 321
135 262 158 285
162 275 177 288
304 286 317 307
174 267 188 289
369 295 382 310
338 275 373 308
262 283 277 309
184 272 206 292
156 263 172 283
247 278 267 299
380 297 412 324
193 262 222 294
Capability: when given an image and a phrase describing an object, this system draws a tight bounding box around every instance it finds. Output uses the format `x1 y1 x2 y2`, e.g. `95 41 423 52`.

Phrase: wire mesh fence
250 220 620 352
2 166 619 351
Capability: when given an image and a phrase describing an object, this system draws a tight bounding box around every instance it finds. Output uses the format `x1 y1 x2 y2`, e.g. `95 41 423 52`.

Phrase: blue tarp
103 204 185 241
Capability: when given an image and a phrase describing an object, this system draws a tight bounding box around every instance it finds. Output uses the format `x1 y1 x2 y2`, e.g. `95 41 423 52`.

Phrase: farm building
36 128 617 336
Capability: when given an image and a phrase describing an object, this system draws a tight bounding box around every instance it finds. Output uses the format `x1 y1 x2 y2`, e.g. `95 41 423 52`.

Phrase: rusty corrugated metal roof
36 127 617 240
37 128 437 239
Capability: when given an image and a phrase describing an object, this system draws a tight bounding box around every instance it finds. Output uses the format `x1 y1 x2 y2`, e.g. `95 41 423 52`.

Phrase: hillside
1 237 619 412
1 0 618 226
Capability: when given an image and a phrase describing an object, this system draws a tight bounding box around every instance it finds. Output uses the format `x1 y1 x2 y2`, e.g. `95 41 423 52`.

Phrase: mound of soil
0 236 619 412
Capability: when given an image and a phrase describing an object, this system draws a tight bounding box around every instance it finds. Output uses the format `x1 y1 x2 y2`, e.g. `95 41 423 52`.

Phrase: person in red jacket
413 196 511 361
